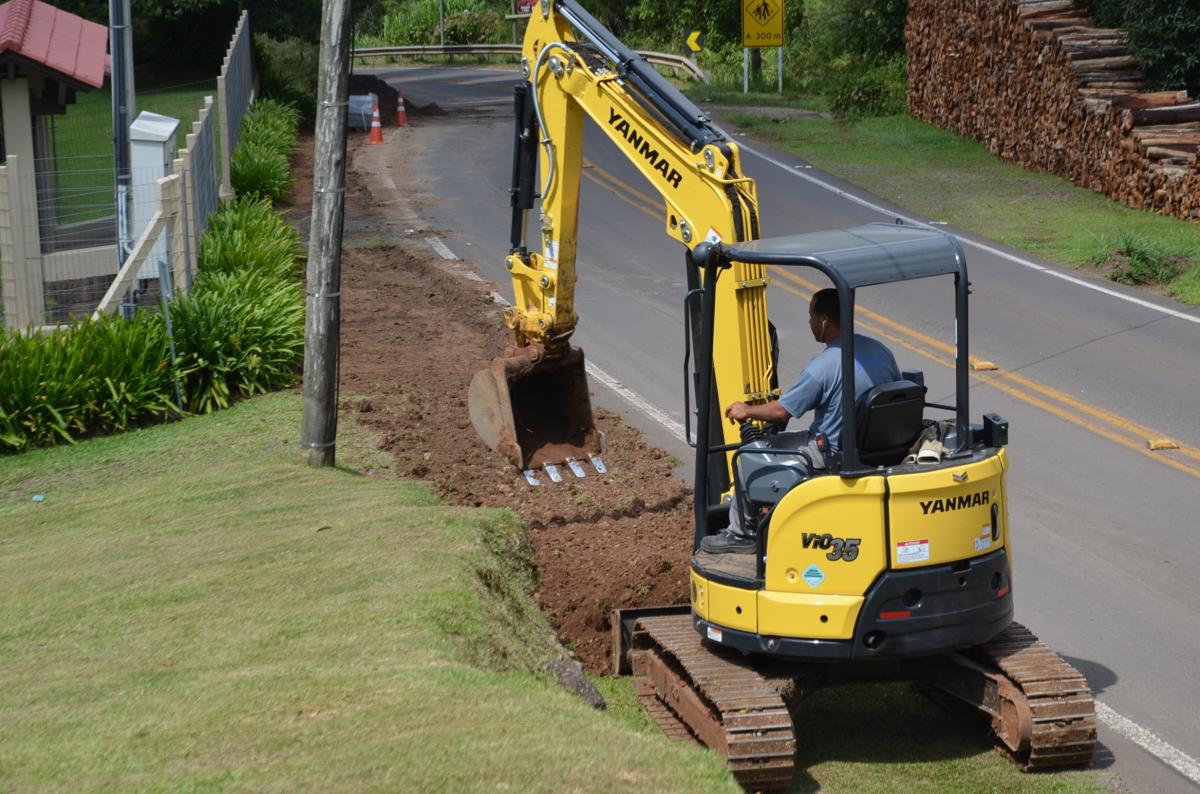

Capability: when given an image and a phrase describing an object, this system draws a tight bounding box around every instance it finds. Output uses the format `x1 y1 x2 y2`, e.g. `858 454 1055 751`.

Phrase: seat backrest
856 380 926 466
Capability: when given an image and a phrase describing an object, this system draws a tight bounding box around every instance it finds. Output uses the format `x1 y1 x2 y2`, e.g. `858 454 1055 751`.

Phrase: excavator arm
471 0 777 476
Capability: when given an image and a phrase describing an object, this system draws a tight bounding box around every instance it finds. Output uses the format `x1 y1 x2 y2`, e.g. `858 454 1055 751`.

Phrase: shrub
3 149 305 453
1096 232 1183 286
233 97 302 204
811 0 908 60
0 314 176 452
200 196 305 281
255 34 319 125
242 99 302 154
1085 0 1200 96
827 55 907 117
375 0 508 45
231 142 292 204
171 269 305 414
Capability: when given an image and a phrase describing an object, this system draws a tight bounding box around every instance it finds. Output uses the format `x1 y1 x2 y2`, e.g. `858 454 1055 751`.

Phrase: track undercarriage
614 611 1096 792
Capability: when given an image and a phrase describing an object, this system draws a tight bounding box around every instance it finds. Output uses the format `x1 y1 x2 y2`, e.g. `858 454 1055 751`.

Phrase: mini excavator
468 1 1097 788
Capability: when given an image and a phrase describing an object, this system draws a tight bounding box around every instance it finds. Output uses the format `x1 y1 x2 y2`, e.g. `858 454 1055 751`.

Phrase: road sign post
742 0 785 94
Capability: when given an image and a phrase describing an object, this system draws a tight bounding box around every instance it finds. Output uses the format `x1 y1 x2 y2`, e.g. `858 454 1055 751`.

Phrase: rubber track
981 622 1097 769
635 615 795 791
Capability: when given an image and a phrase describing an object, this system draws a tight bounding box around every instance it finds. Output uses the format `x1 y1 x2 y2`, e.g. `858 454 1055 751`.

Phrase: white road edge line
735 142 1200 327
426 236 459 260
1095 702 1200 784
440 244 1200 785
585 361 688 443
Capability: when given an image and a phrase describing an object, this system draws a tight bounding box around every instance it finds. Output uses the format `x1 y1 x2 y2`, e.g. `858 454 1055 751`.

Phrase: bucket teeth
468 344 602 469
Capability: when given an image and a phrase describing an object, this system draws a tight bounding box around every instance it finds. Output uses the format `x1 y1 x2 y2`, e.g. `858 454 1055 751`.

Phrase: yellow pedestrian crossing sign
742 0 784 47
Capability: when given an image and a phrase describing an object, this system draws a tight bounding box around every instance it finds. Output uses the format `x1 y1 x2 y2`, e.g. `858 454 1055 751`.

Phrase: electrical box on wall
129 111 180 280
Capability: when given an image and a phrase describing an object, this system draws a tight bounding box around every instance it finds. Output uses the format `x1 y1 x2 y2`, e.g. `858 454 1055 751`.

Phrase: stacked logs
907 0 1199 221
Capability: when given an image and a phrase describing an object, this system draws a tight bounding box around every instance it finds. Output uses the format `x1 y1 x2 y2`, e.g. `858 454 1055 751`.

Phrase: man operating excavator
702 288 901 554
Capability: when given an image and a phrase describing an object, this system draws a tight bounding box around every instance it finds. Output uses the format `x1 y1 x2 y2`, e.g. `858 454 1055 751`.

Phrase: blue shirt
778 334 900 452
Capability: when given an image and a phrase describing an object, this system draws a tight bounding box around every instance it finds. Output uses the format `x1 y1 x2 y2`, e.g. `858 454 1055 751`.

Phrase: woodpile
907 0 1200 222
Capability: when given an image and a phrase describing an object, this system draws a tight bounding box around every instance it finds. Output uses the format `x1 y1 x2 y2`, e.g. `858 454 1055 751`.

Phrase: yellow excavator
468 1 1096 788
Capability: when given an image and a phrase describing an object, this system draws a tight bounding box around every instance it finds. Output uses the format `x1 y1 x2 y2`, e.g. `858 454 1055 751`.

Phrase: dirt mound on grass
296 135 695 673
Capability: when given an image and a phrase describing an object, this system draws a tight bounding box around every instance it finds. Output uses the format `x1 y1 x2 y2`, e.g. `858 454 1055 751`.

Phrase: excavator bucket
468 344 603 470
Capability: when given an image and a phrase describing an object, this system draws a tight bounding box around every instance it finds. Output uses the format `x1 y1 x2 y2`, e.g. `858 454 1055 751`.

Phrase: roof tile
0 0 106 89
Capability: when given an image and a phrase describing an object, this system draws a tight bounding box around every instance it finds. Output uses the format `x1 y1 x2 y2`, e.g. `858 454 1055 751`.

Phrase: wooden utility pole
301 0 352 467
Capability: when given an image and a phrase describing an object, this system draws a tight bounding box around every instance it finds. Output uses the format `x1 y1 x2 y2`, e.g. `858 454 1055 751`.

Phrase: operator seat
856 379 926 466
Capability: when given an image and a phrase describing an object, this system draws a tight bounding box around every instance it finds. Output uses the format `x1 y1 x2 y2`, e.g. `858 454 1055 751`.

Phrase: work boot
700 530 755 555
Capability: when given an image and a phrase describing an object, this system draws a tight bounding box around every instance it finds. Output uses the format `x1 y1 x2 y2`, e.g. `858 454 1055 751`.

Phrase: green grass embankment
0 392 735 791
689 90 1200 305
0 388 1110 791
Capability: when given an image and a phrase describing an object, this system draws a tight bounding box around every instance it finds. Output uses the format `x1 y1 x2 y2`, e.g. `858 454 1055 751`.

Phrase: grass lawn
0 390 1108 791
0 391 735 791
686 89 1200 305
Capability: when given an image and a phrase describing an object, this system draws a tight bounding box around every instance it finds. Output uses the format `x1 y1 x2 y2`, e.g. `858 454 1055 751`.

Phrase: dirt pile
306 133 696 673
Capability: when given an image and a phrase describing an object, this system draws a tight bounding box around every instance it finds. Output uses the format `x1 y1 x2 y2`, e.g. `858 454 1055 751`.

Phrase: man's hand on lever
725 400 791 425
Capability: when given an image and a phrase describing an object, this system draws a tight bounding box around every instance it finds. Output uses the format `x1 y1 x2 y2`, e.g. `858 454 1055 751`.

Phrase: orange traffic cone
369 100 384 144
395 94 408 127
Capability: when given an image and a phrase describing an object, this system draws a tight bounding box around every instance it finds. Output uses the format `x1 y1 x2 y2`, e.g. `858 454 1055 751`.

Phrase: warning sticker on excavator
802 564 824 588
705 227 722 244
706 626 723 643
896 539 930 564
974 525 992 552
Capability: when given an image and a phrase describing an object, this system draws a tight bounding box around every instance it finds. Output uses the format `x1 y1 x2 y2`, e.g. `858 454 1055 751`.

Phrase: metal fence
186 97 219 243
217 9 256 199
1 12 248 330
0 93 220 330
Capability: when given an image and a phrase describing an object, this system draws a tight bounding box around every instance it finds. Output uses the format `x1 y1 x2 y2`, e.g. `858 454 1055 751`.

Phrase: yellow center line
769 266 1200 464
583 167 660 221
580 160 1200 479
768 275 1200 480
583 158 663 209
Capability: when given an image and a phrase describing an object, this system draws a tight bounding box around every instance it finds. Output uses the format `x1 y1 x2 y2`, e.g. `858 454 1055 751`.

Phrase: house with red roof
0 0 108 328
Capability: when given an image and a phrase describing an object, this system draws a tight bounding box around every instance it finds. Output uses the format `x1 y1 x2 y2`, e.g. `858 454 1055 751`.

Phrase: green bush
232 97 302 204
1094 231 1184 286
242 99 301 155
372 0 508 45
0 314 176 452
255 34 319 125
171 269 305 414
3 135 306 453
1085 0 1200 96
827 55 907 117
231 142 292 204
807 0 907 60
200 196 305 281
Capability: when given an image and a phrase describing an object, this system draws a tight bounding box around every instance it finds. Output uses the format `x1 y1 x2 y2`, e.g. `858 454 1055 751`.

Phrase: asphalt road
377 64 1200 790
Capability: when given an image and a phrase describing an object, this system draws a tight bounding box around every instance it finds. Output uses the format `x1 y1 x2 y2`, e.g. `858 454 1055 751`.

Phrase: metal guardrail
351 44 708 84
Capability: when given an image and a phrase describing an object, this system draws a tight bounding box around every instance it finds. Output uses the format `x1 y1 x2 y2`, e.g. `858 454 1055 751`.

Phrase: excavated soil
291 130 694 672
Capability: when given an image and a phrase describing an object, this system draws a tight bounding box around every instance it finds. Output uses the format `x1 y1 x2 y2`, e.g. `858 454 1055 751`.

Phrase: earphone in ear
821 320 828 328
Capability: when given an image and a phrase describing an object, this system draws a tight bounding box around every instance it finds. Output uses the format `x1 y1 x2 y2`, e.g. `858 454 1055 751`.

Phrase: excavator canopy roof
715 222 965 288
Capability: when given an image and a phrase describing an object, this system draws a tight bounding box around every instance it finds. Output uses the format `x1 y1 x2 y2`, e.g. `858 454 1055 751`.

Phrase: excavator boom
469 0 774 471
